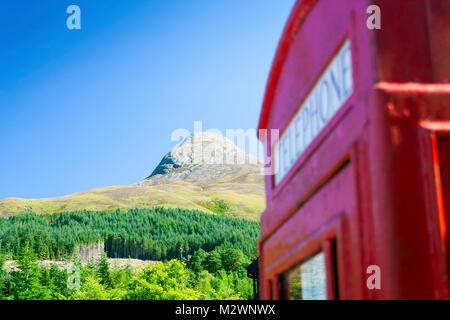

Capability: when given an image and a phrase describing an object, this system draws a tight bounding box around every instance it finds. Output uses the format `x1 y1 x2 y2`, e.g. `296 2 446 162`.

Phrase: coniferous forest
0 208 259 260
0 208 260 300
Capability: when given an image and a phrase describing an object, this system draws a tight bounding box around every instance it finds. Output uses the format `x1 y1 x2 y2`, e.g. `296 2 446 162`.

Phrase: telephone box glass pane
287 252 327 300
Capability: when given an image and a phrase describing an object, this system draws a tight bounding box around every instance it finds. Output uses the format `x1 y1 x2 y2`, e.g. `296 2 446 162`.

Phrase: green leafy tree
196 270 216 299
162 287 203 300
125 274 165 300
125 260 203 300
189 248 207 274
72 276 122 300
112 265 133 289
221 248 245 273
203 251 222 274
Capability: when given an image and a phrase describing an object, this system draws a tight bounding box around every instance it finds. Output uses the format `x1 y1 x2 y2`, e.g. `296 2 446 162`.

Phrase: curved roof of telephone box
257 0 317 135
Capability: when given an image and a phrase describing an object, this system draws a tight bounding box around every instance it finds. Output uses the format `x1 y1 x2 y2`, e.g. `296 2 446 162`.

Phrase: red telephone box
257 0 450 300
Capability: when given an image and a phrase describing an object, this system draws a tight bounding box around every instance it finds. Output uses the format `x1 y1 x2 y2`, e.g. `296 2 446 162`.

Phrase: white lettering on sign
274 40 353 185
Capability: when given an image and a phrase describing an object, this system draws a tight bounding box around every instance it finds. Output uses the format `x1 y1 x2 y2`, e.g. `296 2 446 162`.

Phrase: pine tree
189 248 207 274
0 253 4 298
96 253 112 288
12 245 44 300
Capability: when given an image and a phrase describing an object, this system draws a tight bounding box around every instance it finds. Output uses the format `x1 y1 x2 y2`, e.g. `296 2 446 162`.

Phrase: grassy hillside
0 166 265 220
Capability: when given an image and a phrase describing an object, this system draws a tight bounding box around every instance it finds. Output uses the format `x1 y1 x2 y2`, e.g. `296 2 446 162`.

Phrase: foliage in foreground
0 246 254 300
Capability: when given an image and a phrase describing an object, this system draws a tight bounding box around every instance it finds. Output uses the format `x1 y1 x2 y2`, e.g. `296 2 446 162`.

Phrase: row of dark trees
0 208 259 261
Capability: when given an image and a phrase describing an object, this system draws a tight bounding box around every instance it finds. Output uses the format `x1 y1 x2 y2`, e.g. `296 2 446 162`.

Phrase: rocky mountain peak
0 131 265 218
146 132 261 180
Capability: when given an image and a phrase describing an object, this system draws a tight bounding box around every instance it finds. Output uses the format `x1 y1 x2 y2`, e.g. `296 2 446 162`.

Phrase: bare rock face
146 132 261 181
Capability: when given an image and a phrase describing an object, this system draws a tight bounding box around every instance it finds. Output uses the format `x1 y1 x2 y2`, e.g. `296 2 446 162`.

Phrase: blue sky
0 0 295 199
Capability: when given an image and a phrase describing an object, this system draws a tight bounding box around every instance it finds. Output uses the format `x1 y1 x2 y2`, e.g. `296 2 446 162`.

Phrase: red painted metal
257 0 450 300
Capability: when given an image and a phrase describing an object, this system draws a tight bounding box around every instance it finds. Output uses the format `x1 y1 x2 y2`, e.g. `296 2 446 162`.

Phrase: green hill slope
0 166 264 220
0 132 266 219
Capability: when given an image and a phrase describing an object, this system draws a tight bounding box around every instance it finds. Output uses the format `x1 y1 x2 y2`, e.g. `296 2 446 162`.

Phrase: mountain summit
147 132 260 180
0 132 265 220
